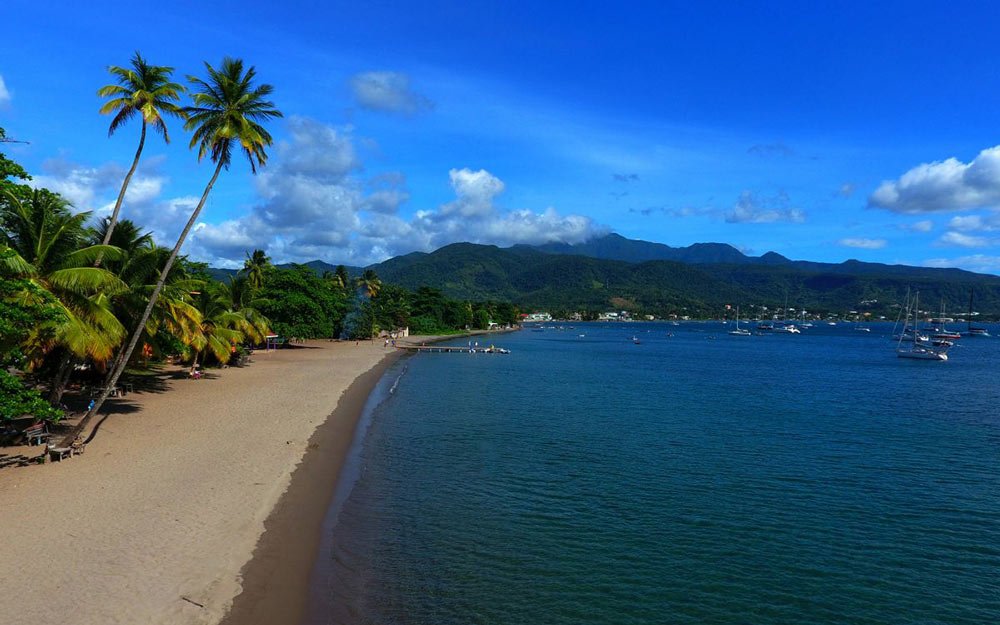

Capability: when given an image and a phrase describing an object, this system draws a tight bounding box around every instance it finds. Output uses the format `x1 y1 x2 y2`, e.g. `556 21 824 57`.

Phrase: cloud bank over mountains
31 116 603 268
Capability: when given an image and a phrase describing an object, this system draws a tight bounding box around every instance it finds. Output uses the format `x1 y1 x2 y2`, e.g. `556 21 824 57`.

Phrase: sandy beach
0 340 399 625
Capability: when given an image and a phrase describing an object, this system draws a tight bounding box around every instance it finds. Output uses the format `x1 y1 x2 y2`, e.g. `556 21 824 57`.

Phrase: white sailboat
897 292 949 361
772 296 800 333
728 306 751 336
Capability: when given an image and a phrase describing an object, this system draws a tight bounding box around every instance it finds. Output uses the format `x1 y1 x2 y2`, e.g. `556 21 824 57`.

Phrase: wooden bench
47 445 72 461
23 423 50 446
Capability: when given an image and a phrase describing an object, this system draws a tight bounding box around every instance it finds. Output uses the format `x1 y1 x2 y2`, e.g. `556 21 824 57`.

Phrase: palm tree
188 282 252 369
225 274 270 343
335 265 350 291
81 57 281 433
356 269 382 299
92 218 202 379
323 270 344 290
0 190 127 401
242 248 270 290
97 52 185 245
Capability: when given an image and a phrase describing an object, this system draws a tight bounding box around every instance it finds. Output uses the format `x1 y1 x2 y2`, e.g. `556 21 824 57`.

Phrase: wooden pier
395 345 511 354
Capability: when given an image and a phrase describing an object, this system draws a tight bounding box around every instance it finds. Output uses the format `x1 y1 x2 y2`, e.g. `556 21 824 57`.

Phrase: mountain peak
529 233 751 264
758 251 790 265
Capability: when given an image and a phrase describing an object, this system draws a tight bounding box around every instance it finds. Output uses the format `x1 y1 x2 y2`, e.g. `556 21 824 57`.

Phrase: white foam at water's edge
389 364 407 394
300 356 412 624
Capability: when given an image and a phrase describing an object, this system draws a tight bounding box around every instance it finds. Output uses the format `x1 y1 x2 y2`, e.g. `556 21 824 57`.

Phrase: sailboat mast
896 291 910 350
968 288 974 332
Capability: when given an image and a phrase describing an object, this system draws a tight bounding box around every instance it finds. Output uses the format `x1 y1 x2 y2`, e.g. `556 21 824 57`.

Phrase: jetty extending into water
396 344 511 354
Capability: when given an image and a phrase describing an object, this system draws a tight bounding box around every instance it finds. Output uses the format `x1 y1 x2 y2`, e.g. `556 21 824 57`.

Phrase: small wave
389 364 408 394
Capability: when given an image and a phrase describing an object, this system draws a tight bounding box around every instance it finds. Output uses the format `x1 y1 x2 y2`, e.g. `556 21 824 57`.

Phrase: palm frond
48 267 129 295
63 244 124 267
0 246 36 277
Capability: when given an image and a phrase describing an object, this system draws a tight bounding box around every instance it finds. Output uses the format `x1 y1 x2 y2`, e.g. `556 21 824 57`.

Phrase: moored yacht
897 292 949 361
728 306 751 336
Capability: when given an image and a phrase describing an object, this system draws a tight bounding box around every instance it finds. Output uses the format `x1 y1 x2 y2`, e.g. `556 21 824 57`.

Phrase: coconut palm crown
183 57 282 173
97 51 185 140
97 52 185 246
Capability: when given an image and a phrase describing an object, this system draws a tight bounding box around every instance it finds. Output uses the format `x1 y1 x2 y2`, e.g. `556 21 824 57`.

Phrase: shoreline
218 328 518 625
218 351 403 625
0 340 396 625
0 330 517 625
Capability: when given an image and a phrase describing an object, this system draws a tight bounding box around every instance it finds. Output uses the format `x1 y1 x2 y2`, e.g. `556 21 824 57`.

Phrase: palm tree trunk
102 122 147 247
48 353 76 405
64 158 225 446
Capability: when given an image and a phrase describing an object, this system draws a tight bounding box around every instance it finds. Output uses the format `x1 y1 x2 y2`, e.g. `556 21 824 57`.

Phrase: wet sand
218 354 400 625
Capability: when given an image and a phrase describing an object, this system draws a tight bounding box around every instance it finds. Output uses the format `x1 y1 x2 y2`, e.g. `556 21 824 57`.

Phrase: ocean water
306 323 1000 625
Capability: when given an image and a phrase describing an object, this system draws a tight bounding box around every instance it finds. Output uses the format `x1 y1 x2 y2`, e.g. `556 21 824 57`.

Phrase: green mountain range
212 234 1000 318
369 236 1000 318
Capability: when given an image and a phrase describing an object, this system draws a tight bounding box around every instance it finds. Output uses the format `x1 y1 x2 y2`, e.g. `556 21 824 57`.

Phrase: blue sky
3 1 1000 273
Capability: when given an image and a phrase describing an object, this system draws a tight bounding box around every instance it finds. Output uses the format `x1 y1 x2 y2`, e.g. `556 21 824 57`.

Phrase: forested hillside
369 242 1000 318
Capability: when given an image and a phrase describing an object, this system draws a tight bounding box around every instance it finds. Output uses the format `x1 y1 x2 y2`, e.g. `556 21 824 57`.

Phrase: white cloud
870 145 1000 213
725 191 805 224
272 117 360 183
349 71 432 115
184 118 603 266
948 213 1000 232
899 219 933 233
924 254 1000 274
361 189 409 214
30 159 125 212
0 75 10 106
937 231 991 248
28 158 183 239
839 237 887 249
26 118 602 266
439 168 505 218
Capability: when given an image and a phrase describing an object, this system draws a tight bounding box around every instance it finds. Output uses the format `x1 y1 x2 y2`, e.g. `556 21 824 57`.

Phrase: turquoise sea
305 323 1000 625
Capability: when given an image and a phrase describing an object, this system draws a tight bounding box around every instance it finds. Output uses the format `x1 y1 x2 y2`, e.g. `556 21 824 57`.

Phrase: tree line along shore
0 52 521 453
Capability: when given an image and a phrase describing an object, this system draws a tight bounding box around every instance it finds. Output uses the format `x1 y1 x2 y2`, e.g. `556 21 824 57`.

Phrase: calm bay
306 322 1000 625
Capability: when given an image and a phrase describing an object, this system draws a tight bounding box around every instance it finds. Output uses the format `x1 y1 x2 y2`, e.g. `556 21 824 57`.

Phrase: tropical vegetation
0 50 519 432
6 50 998 439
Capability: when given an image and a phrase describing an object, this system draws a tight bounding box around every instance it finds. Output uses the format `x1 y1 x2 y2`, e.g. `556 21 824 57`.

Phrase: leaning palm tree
80 57 281 434
97 52 185 245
